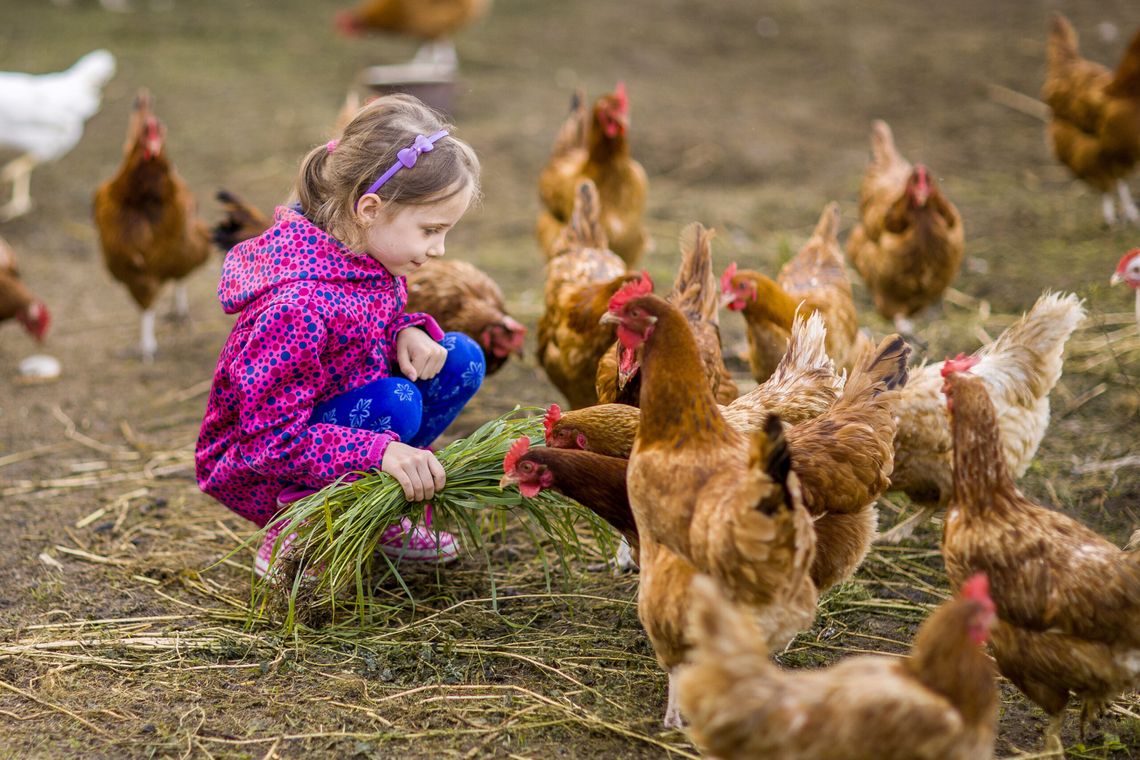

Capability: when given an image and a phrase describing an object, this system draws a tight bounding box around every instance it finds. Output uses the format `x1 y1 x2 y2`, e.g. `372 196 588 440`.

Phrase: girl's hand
381 441 446 502
396 327 446 382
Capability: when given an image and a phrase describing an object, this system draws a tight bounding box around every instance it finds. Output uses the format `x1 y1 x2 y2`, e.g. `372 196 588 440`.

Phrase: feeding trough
358 61 456 115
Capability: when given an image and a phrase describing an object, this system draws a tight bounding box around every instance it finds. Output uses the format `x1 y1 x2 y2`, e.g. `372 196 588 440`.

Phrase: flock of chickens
0 5 1139 758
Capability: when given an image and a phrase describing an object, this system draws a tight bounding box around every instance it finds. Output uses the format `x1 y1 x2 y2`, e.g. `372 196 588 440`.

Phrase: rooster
879 291 1085 543
1044 14 1140 226
603 281 818 647
93 89 214 362
537 179 639 408
1111 248 1140 331
722 202 870 381
334 0 491 68
0 234 50 343
941 363 1140 756
0 49 116 221
846 120 964 335
678 573 998 760
537 85 649 267
596 224 736 406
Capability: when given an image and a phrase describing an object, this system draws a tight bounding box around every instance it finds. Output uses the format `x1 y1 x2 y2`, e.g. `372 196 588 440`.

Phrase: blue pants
310 332 485 448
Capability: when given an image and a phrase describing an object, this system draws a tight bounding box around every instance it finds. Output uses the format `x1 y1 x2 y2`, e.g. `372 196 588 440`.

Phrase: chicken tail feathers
562 179 607 252
1047 13 1080 74
212 189 271 251
750 415 794 516
870 119 900 167
550 87 589 157
672 222 719 324
841 333 911 406
1106 25 1140 97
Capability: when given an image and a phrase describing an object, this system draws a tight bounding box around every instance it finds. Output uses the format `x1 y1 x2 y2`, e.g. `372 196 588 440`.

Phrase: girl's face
359 183 474 276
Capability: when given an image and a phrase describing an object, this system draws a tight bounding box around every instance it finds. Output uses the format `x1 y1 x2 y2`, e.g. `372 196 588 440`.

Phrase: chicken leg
663 671 683 729
166 282 190 323
876 503 937 544
1044 712 1065 757
1117 179 1139 226
0 155 37 221
140 308 157 363
411 39 458 70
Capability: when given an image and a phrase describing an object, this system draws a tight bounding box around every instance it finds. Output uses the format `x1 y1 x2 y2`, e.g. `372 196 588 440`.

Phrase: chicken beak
1111 273 1124 286
498 473 517 490
599 312 621 326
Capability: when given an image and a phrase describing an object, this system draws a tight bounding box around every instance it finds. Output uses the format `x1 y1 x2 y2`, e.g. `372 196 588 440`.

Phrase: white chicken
0 49 116 220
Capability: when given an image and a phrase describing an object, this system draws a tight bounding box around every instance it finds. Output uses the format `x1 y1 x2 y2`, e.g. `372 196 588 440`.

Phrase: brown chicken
0 234 50 342
604 284 818 648
722 202 869 381
335 0 490 68
93 88 213 362
537 179 639 408
596 224 737 406
537 85 649 267
211 189 271 252
880 291 1085 543
1044 14 1140 226
846 120 964 334
406 259 527 376
678 573 998 760
941 364 1140 756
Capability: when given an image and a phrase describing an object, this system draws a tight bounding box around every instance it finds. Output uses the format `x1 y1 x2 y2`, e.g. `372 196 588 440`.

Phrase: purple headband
359 129 449 201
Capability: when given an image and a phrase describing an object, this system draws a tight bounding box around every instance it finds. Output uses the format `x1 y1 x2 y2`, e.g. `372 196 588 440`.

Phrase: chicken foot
1118 179 1139 226
1044 712 1065 757
0 154 37 222
165 282 191 323
876 503 937 544
663 670 683 729
140 308 158 363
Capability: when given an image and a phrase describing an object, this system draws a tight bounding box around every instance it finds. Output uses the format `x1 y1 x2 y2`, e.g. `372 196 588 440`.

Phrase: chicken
722 202 870 381
548 311 842 458
0 234 50 343
596 224 736 406
537 179 640 409
0 49 115 221
846 120 964 335
678 573 998 760
536 85 649 267
1044 14 1140 226
211 189 271 252
603 282 818 645
334 0 491 68
941 363 1140 755
879 291 1084 543
1111 248 1140 331
405 259 526 375
93 89 214 362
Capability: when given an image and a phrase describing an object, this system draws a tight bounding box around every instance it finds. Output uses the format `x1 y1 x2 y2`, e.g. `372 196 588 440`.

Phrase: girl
196 94 484 576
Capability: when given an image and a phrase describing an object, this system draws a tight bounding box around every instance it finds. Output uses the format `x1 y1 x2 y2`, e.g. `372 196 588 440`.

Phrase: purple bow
360 129 450 200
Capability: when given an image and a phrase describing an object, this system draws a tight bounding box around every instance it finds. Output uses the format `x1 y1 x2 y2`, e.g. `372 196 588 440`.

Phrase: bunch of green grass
252 407 613 628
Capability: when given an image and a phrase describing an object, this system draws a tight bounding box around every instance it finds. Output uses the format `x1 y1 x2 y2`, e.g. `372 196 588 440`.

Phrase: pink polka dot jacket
195 206 444 527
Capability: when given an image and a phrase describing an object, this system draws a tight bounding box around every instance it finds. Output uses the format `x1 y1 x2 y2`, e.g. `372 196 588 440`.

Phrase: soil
1 0 1139 757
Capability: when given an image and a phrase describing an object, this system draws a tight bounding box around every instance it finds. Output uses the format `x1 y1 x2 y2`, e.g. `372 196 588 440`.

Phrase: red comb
614 81 628 113
940 353 980 378
961 572 994 610
607 271 653 313
720 262 738 294
543 404 562 444
1116 248 1140 274
503 437 531 475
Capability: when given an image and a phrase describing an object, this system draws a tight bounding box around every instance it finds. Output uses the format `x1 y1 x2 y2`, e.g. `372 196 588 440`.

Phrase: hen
334 0 491 68
211 189 271 252
93 89 214 362
537 179 639 408
603 283 818 647
1112 248 1140 330
0 49 116 220
678 573 998 760
722 202 869 381
406 259 526 376
1044 14 1140 226
880 291 1085 543
846 120 964 334
596 224 736 406
941 364 1140 756
536 85 649 267
0 234 51 343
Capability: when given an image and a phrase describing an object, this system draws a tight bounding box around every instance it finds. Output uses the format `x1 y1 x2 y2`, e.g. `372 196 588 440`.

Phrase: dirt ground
2 0 1140 757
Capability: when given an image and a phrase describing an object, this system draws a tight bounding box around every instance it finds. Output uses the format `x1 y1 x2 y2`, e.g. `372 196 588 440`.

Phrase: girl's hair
297 94 481 251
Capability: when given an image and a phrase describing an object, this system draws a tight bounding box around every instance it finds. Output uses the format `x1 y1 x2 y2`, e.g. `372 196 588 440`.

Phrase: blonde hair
297 94 481 251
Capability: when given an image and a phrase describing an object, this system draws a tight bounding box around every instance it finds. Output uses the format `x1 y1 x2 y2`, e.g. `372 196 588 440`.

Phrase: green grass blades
250 407 614 629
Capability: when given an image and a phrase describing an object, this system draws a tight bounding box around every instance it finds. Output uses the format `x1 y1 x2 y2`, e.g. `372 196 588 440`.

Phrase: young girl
196 94 485 576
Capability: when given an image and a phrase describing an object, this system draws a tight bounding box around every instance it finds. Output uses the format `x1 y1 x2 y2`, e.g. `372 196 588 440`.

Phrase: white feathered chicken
0 49 116 220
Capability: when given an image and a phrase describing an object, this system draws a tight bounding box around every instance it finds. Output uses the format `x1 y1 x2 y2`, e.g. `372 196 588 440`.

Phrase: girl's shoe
378 506 459 563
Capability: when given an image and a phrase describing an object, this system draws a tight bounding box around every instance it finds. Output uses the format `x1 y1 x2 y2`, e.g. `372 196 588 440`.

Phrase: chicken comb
503 437 531 475
607 271 653 313
940 353 980 378
961 573 995 611
543 404 562 445
720 262 738 294
1116 248 1140 274
614 81 629 114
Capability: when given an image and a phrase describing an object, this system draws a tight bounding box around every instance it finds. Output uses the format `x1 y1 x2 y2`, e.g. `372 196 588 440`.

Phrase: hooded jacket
195 207 443 526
